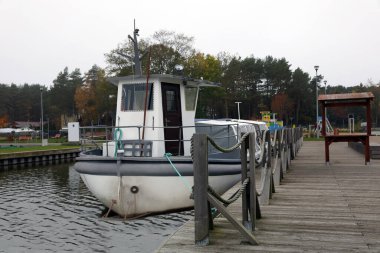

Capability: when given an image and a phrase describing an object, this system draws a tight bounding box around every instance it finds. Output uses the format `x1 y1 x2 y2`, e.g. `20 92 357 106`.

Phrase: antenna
132 20 142 75
121 19 142 76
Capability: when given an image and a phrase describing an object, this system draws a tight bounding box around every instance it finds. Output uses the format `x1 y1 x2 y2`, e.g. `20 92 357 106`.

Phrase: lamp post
40 87 44 146
235 102 242 120
47 116 49 140
314 65 319 138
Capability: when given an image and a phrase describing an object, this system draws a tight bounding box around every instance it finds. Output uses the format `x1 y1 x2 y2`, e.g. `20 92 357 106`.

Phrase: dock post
193 133 210 246
269 131 275 198
273 130 281 186
260 131 271 205
286 129 291 169
365 135 370 165
281 129 287 174
290 128 295 159
240 133 249 228
248 132 257 230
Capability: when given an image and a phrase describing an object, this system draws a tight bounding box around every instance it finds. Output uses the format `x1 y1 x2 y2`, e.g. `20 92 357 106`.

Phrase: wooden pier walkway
158 141 380 252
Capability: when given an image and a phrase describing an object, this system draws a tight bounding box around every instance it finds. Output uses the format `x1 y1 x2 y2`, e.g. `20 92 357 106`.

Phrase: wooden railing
192 127 303 246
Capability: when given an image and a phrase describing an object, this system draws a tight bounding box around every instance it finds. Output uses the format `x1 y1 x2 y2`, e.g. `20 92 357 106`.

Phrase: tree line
0 65 116 129
1 29 380 130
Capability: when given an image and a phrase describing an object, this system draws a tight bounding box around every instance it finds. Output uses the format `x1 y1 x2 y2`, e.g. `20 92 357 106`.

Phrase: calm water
0 164 191 253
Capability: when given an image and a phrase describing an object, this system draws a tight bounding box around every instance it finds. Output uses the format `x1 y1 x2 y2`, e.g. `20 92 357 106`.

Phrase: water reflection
0 164 191 252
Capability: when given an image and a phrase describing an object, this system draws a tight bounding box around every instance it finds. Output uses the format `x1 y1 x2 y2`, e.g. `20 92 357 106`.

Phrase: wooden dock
158 141 380 252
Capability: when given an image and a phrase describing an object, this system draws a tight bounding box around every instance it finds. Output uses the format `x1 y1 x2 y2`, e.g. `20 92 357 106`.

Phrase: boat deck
158 141 380 252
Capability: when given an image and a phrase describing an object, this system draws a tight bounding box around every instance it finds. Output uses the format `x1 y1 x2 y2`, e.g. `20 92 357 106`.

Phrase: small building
318 92 374 164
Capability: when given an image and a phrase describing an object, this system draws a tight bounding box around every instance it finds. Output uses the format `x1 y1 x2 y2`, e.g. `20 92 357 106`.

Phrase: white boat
74 26 265 217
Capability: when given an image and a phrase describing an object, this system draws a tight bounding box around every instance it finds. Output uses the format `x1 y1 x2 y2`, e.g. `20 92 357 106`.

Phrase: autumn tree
271 93 294 125
75 65 117 125
0 114 8 127
105 30 195 76
74 84 97 126
184 53 224 118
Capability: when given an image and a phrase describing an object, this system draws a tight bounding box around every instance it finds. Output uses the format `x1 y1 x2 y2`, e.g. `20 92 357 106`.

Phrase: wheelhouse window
121 83 153 111
185 86 198 111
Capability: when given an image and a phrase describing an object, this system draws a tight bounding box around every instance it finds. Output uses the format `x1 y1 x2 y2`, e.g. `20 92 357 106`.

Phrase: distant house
60 114 78 129
13 121 41 129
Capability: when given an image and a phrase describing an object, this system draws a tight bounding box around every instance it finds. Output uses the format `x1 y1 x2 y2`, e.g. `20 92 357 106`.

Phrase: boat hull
80 174 240 217
75 155 241 217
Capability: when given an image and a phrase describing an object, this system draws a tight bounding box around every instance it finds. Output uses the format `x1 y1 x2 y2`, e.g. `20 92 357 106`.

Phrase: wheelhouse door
161 83 184 156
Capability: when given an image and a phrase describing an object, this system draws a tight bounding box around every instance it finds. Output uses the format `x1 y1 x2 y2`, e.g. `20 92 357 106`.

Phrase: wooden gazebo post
365 98 372 162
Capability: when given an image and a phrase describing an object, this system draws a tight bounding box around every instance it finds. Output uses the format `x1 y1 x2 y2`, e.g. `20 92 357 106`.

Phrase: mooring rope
207 178 250 206
164 153 192 193
191 128 302 211
113 128 123 157
207 132 250 153
191 128 303 204
102 199 117 218
190 131 251 162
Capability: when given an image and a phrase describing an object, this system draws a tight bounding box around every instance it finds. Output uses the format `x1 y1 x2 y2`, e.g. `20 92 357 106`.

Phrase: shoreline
0 146 80 169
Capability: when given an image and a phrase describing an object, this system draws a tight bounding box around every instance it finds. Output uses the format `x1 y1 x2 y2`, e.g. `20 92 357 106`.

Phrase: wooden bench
51 134 61 139
18 135 32 141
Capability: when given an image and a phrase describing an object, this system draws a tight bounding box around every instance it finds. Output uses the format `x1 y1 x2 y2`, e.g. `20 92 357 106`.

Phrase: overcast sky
1 0 379 87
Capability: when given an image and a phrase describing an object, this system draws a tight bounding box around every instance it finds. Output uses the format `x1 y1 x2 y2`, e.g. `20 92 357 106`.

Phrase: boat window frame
184 86 199 111
121 83 154 111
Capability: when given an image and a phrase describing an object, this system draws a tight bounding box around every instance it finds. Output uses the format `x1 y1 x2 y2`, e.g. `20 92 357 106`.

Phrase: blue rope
114 128 123 157
164 153 192 193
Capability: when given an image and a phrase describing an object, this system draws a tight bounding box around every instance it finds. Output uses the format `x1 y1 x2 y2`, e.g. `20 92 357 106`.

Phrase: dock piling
193 133 210 246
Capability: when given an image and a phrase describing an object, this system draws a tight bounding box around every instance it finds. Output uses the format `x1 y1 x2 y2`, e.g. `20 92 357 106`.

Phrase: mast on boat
118 20 143 76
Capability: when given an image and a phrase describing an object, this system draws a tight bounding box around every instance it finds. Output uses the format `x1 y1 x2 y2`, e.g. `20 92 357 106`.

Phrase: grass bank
0 145 80 154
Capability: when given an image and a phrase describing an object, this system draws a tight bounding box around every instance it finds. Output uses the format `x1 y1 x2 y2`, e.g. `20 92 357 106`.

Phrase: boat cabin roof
108 74 220 87
196 119 242 126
